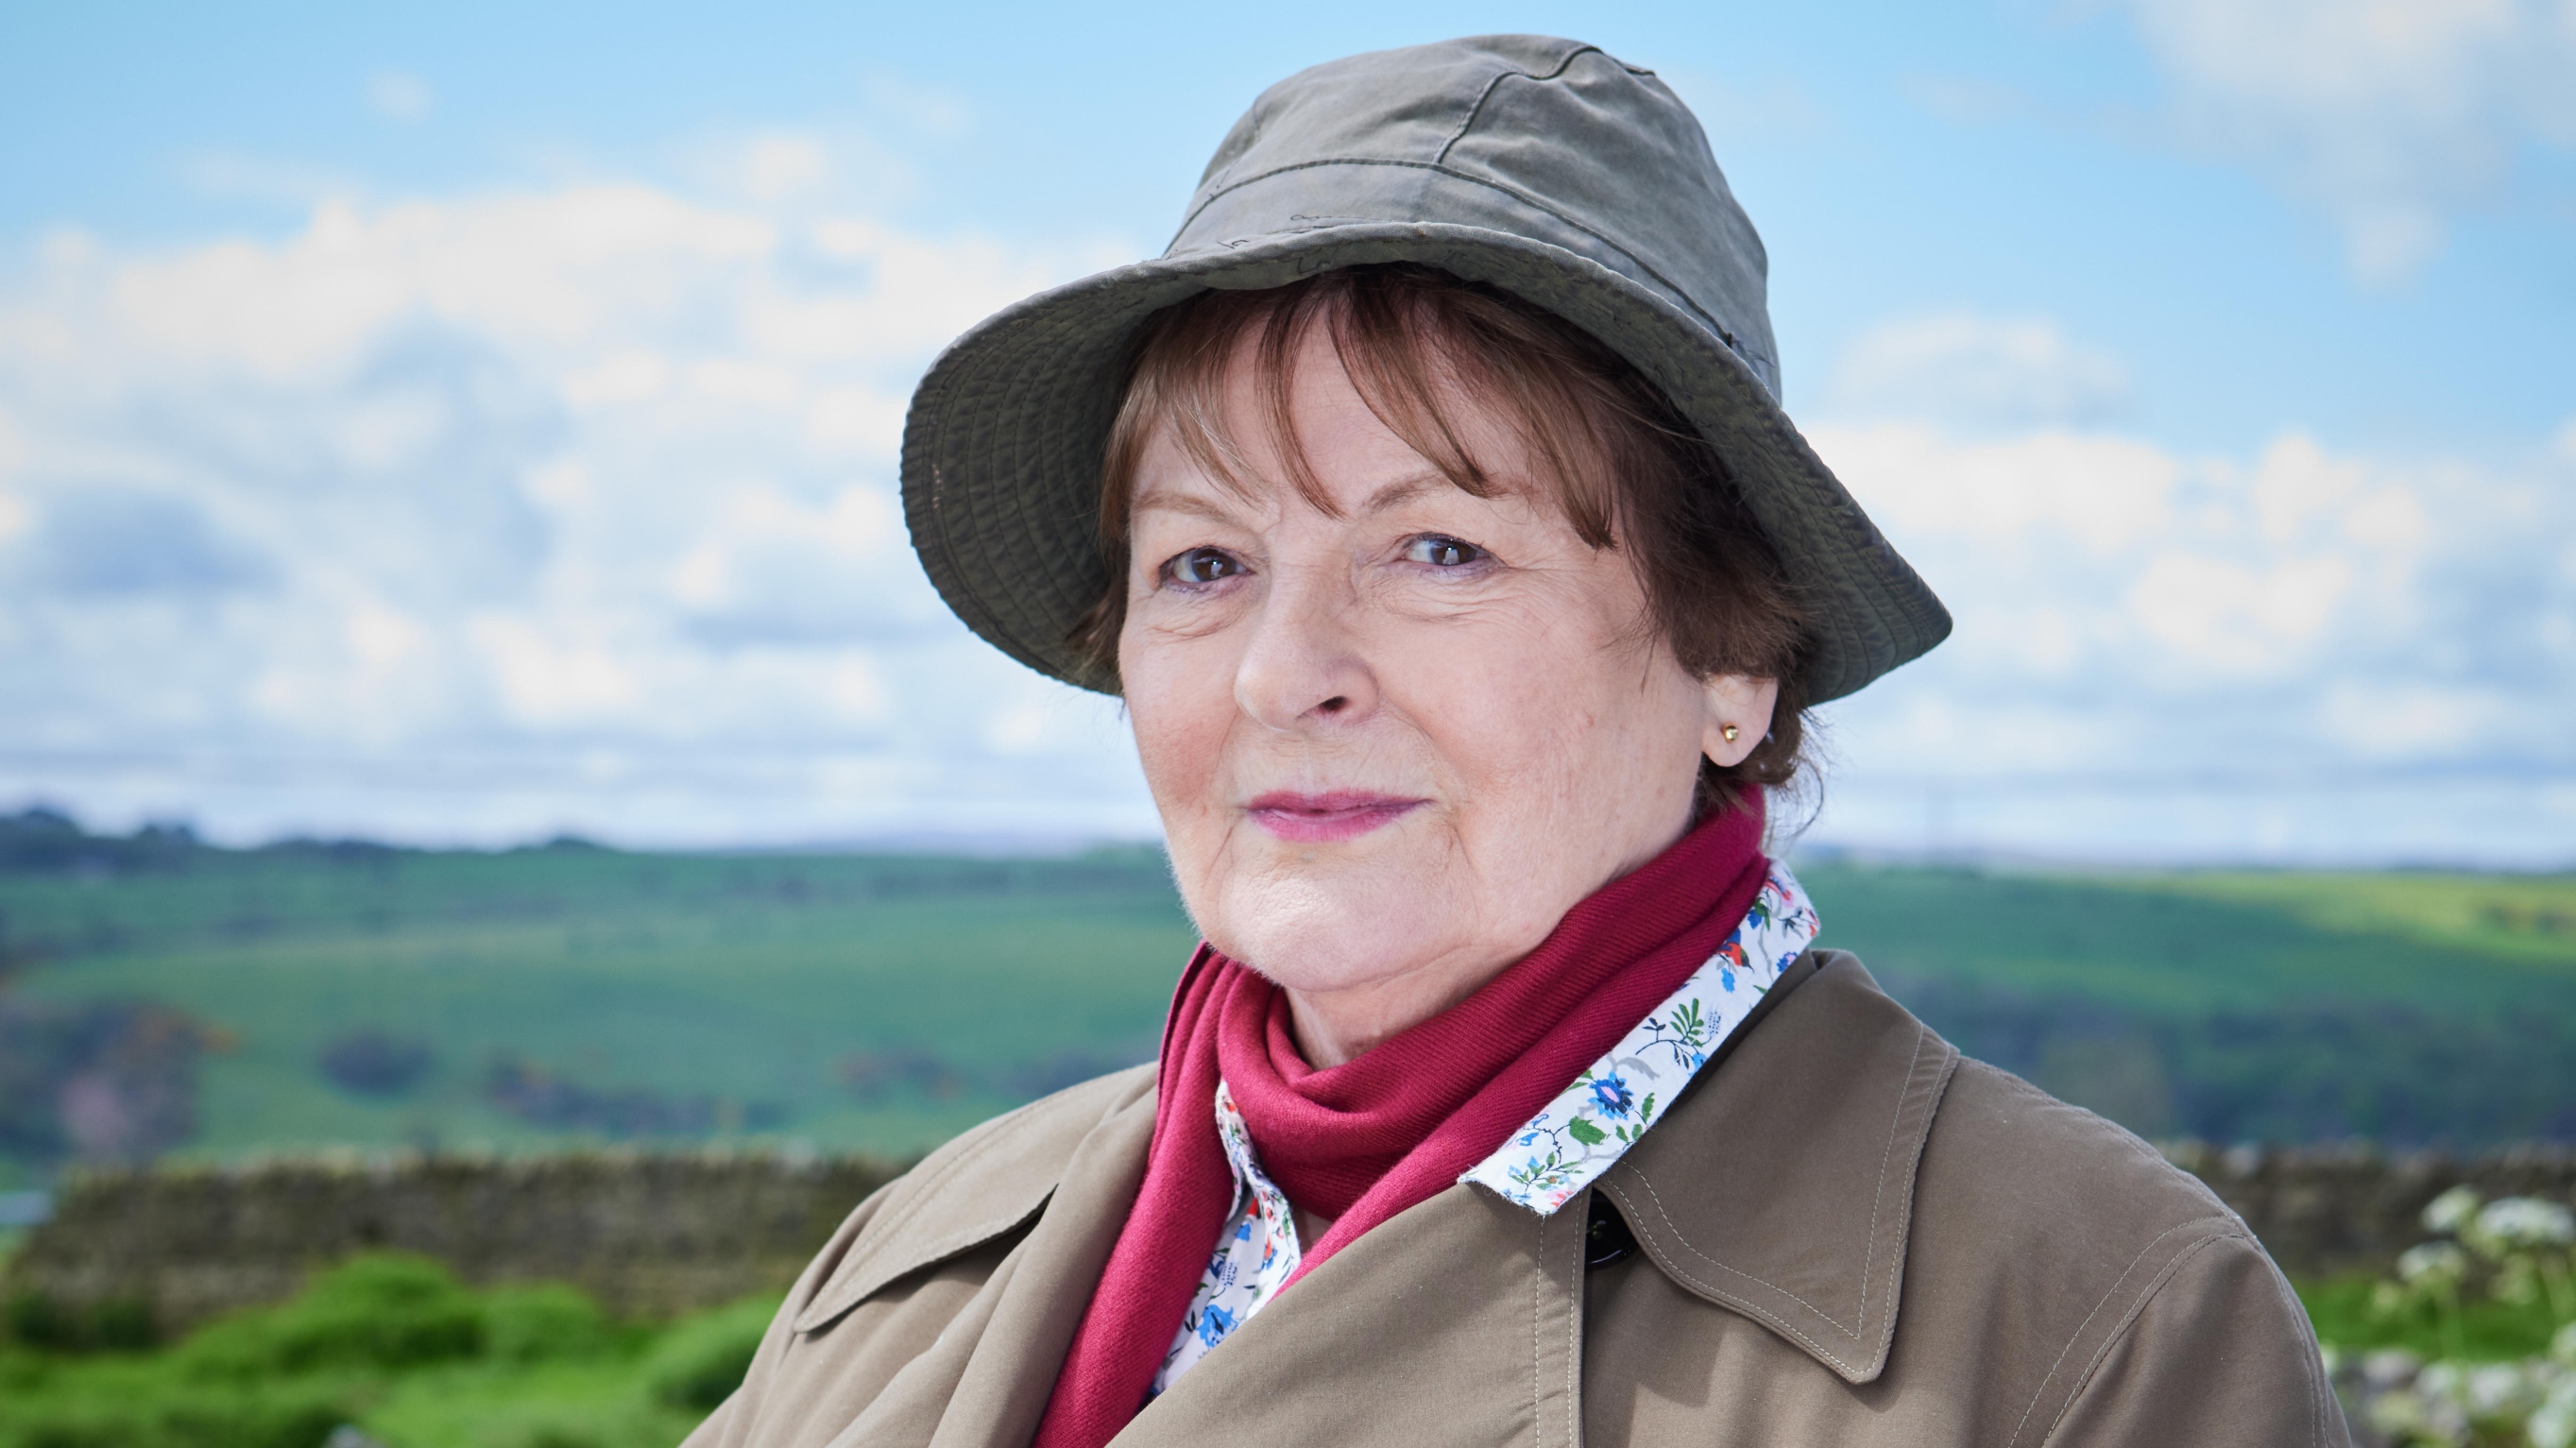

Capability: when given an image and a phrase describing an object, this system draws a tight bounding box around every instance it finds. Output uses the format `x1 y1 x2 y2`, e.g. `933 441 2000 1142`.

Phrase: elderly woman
689 35 2345 1448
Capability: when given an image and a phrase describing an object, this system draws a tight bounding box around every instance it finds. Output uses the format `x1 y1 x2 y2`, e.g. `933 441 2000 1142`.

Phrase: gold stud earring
1721 724 1741 742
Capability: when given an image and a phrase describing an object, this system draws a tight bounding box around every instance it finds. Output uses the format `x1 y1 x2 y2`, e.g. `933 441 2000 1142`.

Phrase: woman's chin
1205 873 1459 999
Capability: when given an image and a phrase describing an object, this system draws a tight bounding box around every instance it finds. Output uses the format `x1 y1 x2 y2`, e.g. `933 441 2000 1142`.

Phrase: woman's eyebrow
1133 470 1457 525
1358 473 1452 517
1359 473 1442 512
1129 487 1247 524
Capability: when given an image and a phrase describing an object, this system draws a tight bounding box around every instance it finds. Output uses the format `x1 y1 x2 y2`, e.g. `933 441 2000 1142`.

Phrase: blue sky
2 0 2571 862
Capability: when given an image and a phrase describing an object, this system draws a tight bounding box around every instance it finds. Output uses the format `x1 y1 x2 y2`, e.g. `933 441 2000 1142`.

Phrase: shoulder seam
2011 1216 2259 1448
1968 1063 2237 1218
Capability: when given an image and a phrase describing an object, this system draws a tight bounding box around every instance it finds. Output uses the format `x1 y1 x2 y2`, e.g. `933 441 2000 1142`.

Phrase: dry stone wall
2171 1141 2576 1276
3 1149 902 1335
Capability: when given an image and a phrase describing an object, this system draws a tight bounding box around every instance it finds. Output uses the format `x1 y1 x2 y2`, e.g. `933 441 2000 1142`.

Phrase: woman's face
1119 326 1776 1065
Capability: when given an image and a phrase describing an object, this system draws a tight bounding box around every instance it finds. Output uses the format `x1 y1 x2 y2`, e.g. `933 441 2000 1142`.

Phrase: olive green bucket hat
901 33 1950 703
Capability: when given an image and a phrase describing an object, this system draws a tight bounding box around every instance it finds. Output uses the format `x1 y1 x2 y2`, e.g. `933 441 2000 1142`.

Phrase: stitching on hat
1172 158 1744 354
1431 44 1600 166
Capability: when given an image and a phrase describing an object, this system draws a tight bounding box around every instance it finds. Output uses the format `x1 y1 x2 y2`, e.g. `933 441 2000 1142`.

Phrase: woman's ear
1700 673 1780 767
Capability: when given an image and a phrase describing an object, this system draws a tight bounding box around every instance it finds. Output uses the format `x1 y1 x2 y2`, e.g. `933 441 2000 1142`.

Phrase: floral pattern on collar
1152 860 1819 1390
1459 860 1818 1215
1151 1080 1300 1397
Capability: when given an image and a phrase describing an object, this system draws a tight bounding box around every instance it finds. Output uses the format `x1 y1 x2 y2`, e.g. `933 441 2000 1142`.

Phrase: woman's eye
1165 547 1245 586
1404 535 1486 568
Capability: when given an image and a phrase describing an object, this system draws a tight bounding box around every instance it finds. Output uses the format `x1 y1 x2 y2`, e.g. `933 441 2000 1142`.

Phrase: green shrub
179 1253 484 1378
90 1297 157 1352
483 1282 617 1364
1 1259 751 1448
5 1288 77 1351
2 1291 157 1354
640 1295 778 1411
0 1372 358 1448
359 1359 707 1448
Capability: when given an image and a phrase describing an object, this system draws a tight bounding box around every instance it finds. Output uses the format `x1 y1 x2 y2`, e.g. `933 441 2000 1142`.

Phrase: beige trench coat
685 953 2350 1447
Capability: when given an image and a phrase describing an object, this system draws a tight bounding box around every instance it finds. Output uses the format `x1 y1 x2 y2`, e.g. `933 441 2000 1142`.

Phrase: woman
690 35 2346 1448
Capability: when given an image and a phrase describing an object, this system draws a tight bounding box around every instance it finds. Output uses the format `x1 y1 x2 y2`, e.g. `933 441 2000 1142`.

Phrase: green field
0 840 1193 1180
3 814 2574 1184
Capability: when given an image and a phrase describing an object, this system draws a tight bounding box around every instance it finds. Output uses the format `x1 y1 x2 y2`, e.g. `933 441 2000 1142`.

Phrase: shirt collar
1200 861 1820 1220
1458 861 1820 1215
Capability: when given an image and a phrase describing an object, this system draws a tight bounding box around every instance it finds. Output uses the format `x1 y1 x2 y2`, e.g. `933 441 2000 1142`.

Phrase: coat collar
793 1064 1157 1335
787 950 1956 1443
1596 949 1959 1385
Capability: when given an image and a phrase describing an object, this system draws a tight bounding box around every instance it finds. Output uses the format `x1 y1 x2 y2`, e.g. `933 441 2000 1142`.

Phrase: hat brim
900 221 1949 704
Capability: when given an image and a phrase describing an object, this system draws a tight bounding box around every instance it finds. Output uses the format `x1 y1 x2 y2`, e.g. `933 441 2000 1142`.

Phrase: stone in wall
2164 1140 2576 1277
2 1147 902 1337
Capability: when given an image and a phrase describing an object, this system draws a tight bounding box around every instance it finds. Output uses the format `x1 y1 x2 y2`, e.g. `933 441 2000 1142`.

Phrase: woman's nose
1232 565 1378 732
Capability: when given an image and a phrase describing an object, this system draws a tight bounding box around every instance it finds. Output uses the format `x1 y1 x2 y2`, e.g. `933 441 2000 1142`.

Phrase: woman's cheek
1123 638 1231 815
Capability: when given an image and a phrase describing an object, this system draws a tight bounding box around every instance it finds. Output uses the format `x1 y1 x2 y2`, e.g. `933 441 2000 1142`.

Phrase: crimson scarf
1032 801 1769 1448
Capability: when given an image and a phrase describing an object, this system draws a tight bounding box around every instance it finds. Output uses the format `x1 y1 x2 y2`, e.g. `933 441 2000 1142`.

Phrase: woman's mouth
1245 791 1427 843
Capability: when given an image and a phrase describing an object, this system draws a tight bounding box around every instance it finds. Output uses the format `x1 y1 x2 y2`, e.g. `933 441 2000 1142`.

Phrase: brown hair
1071 264 1812 814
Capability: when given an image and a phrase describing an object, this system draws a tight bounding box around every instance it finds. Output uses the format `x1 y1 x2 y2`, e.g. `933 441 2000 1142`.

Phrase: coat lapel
802 1070 1159 1448
1596 951 1957 1386
1114 1180 1589 1448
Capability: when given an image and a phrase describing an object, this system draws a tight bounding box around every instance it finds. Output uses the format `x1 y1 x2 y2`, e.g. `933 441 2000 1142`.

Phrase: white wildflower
2463 1361 2540 1421
2533 1375 2576 1448
2420 1360 2469 1404
2362 1348 2425 1390
2424 1184 2483 1235
2370 1384 2468 1446
2473 1197 2576 1251
2397 1240 2471 1288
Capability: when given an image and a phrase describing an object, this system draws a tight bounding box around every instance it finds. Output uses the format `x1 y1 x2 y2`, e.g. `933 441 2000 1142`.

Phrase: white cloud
0 158 1152 846
683 129 922 213
860 72 974 139
2117 0 2576 283
736 133 832 201
368 72 435 122
1805 418 2576 861
5 144 2561 863
1825 314 2129 429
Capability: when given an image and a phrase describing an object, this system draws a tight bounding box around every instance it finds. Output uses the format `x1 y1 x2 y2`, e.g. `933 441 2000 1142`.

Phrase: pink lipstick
1245 791 1425 843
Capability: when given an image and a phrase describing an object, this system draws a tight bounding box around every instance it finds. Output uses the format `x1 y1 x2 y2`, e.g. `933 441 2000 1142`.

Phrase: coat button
1585 1191 1637 1269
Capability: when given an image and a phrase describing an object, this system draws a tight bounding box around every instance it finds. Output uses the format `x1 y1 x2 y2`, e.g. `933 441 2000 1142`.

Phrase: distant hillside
2 808 2571 1184
0 809 1187 1185
1797 860 2576 1144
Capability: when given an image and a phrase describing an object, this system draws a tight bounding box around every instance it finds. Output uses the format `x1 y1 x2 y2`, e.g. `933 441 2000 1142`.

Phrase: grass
2296 1270 2567 1362
2113 870 2576 970
5 845 1194 1161
1795 863 2576 1015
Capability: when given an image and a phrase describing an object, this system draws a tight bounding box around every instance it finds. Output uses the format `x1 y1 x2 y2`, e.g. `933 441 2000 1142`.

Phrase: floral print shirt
1151 1080 1302 1394
1152 861 1821 1394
